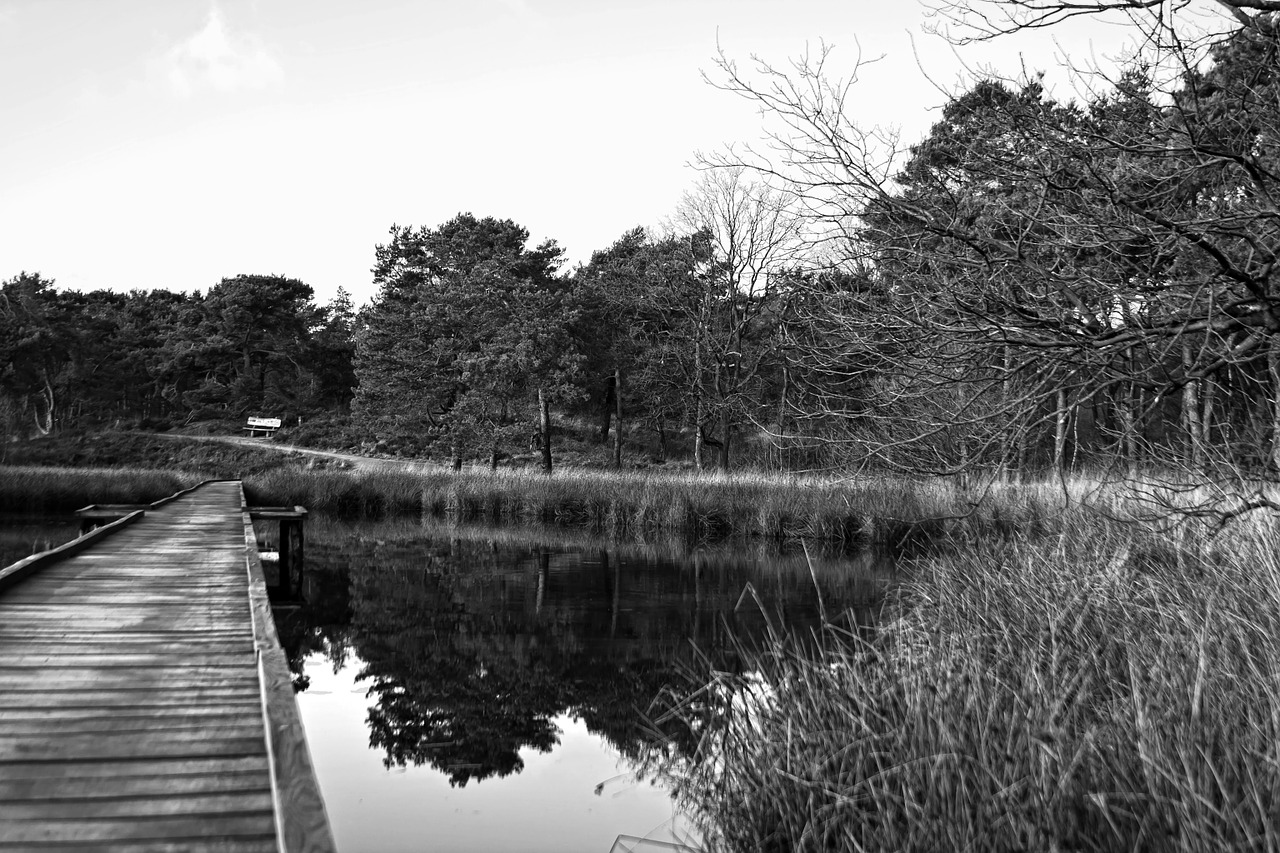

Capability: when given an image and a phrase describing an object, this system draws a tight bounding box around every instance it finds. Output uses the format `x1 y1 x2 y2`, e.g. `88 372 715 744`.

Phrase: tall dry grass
0 466 201 513
245 466 1081 547
651 505 1280 852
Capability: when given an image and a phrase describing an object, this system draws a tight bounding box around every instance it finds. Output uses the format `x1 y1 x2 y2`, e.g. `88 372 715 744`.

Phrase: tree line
0 273 355 435
7 2 1280 486
699 0 1280 485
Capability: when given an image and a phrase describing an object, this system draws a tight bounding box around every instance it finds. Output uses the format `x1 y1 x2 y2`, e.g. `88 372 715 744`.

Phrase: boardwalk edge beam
0 509 146 593
240 486 337 853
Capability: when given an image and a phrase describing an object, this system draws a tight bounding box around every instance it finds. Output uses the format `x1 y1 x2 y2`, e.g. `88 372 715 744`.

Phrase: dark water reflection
276 518 891 793
0 514 78 568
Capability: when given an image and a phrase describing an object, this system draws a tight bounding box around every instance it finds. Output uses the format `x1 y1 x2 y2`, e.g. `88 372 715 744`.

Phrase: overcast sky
0 0 1147 306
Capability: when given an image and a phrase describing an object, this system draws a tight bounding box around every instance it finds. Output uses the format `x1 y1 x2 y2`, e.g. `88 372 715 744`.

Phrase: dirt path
153 432 441 473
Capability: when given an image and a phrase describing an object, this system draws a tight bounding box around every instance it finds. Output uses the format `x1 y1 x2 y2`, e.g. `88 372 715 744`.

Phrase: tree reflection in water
273 520 890 788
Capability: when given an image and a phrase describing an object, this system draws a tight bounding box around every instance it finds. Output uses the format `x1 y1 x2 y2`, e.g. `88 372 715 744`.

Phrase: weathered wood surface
0 480 335 852
241 493 334 853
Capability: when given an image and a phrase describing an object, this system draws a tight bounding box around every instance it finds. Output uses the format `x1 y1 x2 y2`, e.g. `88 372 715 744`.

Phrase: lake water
0 513 78 568
276 517 893 853
2 512 893 853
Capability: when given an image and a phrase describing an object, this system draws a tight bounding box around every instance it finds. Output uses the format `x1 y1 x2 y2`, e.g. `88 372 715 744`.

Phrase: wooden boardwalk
0 480 334 852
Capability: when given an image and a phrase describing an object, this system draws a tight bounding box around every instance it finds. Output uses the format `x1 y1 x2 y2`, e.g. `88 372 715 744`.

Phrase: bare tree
700 5 1280 513
666 167 806 470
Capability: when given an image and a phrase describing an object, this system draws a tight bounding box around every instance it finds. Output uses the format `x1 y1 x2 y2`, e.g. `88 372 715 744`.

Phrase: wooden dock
0 480 334 852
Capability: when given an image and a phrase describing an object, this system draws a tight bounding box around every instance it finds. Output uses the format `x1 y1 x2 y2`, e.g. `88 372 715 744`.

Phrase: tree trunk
1119 389 1138 476
1269 338 1280 471
1181 342 1205 471
1201 373 1216 468
776 361 789 471
693 408 704 472
612 368 622 469
1054 386 1069 477
656 417 668 462
692 286 710 473
718 407 731 470
1000 345 1012 480
32 377 54 436
693 341 705 473
598 375 616 444
539 387 553 474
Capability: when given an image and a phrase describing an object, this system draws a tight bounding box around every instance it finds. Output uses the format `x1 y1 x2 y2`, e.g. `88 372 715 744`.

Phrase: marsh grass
651 505 1280 852
0 466 201 513
5 430 1101 546
245 466 1084 547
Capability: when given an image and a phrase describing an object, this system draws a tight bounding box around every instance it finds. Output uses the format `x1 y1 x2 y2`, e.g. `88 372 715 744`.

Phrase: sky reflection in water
298 650 691 853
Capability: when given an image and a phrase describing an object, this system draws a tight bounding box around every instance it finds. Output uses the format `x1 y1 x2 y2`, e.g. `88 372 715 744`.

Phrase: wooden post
287 519 304 598
248 506 307 601
278 521 292 596
274 519 306 599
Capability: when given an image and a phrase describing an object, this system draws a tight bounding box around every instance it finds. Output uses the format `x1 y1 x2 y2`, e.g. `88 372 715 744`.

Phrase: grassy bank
653 506 1280 852
243 466 1085 548
4 428 1113 547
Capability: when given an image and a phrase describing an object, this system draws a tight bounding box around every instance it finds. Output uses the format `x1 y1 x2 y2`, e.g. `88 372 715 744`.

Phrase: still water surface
0 513 78 568
277 517 892 853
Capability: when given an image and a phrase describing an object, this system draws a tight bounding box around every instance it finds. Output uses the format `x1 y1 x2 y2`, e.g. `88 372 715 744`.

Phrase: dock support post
280 518 305 598
247 506 308 602
278 521 292 596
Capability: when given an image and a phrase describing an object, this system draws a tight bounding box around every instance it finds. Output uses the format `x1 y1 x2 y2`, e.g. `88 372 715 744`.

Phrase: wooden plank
0 600 252 611
0 706 264 725
0 672 261 690
0 771 271 801
0 712 265 736
0 731 270 761
0 841 277 853
4 791 276 820
0 639 255 653
0 622 254 635
0 639 254 652
0 612 253 626
0 586 250 596
0 814 277 844
0 689 263 710
249 510 308 521
0 756 271 780
0 652 254 667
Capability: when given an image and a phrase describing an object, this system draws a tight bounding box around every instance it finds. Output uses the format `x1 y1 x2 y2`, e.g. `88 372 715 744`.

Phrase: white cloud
164 5 282 97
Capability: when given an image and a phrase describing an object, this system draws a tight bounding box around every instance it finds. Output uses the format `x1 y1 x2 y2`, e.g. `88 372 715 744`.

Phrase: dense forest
6 5 1280 483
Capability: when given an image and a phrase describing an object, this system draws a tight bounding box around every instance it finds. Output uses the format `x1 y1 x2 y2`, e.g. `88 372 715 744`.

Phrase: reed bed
0 466 201 513
6 445 1114 547
651 506 1280 852
244 466 1083 547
